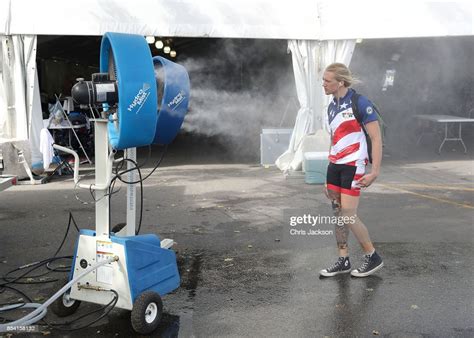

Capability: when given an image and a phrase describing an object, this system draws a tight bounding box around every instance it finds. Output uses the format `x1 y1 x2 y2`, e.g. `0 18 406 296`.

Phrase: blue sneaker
351 251 384 277
320 256 351 277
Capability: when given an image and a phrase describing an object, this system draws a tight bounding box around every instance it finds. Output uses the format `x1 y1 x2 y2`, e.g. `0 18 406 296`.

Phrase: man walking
319 63 384 278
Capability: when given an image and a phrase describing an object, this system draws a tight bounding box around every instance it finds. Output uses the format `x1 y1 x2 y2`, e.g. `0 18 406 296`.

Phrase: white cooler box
260 128 293 166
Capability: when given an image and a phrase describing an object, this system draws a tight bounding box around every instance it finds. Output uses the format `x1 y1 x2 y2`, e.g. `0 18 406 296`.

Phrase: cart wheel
131 291 163 334
51 277 81 317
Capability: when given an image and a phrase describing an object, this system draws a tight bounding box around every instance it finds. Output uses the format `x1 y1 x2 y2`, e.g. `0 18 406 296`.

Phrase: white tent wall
0 41 6 137
0 0 10 35
0 36 27 141
276 39 355 172
0 37 13 140
29 65 44 169
0 35 42 170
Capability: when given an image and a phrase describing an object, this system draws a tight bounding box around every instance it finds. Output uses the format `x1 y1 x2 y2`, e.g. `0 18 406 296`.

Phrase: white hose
0 256 118 332
0 303 47 328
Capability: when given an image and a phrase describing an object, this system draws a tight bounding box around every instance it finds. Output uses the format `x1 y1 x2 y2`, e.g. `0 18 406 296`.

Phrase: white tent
0 0 472 173
2 1 471 40
0 35 42 168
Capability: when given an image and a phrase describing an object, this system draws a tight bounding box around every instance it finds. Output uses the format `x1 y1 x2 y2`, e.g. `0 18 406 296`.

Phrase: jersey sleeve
357 96 378 125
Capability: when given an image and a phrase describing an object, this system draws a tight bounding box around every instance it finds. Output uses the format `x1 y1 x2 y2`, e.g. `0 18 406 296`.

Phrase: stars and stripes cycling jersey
327 88 378 166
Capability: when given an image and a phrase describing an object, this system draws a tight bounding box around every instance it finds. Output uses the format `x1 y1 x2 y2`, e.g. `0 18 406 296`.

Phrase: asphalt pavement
0 138 473 337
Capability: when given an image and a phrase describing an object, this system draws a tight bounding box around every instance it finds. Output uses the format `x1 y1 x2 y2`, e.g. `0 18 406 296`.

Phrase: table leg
438 123 448 153
416 133 423 146
63 114 92 164
416 121 429 146
438 122 468 153
458 123 468 153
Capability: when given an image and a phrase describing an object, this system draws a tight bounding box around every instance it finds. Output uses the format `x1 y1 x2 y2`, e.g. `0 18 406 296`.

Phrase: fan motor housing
71 73 118 105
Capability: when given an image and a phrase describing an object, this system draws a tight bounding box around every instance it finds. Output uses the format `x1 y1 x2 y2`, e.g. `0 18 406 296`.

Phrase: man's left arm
357 121 382 187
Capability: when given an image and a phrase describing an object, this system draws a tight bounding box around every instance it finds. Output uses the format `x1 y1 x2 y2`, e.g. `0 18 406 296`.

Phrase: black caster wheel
50 277 81 317
131 291 163 334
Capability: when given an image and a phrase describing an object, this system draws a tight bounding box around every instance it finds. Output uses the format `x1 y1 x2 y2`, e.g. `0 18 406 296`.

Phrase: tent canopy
1 0 473 175
1 1 472 40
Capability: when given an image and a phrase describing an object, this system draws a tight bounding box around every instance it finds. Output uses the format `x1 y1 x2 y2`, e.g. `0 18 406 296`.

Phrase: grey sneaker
351 251 384 277
320 257 351 277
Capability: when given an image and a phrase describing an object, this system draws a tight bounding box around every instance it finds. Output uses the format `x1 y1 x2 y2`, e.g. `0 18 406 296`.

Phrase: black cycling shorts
326 162 365 196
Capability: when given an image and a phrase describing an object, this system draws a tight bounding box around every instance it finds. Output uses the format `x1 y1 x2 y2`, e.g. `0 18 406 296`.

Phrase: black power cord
0 212 79 287
1 144 167 330
0 213 121 332
109 144 167 235
114 144 167 184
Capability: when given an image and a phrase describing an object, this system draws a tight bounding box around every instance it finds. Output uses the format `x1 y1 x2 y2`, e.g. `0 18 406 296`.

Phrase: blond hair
324 63 359 87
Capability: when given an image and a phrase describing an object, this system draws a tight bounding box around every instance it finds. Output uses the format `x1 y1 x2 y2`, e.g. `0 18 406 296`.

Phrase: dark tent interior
37 35 474 164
